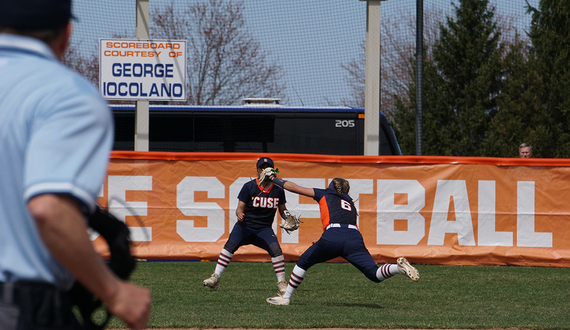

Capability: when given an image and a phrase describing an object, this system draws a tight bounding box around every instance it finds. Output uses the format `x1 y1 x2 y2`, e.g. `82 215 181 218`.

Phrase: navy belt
325 223 358 230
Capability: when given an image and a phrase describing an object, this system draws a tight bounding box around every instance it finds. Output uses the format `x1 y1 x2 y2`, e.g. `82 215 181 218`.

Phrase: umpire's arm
28 194 151 329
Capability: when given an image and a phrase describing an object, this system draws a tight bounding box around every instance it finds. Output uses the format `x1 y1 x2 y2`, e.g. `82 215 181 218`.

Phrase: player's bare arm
272 177 314 198
284 181 314 197
236 200 246 221
278 203 288 218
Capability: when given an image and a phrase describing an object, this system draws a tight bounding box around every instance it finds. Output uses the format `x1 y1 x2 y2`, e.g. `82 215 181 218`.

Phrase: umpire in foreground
0 0 151 329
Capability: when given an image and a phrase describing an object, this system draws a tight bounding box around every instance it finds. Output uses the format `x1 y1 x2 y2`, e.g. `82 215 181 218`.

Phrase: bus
111 104 401 155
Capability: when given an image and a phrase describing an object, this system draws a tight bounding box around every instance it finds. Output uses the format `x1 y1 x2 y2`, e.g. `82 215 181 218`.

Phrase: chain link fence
69 0 538 110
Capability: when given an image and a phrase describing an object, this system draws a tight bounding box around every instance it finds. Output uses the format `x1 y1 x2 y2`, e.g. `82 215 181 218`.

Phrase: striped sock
272 255 286 282
284 265 306 299
376 263 399 281
214 249 233 275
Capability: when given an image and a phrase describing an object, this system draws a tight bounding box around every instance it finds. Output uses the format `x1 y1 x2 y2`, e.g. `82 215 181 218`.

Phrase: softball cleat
266 295 290 305
397 257 420 282
203 273 220 290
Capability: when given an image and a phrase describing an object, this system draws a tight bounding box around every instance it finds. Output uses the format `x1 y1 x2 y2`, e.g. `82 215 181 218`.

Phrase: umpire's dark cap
0 0 73 30
256 157 274 168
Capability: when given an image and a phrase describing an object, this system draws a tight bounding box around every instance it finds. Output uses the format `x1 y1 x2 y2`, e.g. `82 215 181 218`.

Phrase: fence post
135 0 150 152
415 0 423 156
364 0 383 156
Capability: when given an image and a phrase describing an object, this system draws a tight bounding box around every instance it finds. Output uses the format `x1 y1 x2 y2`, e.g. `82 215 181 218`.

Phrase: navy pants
296 226 380 282
0 281 78 330
224 221 283 257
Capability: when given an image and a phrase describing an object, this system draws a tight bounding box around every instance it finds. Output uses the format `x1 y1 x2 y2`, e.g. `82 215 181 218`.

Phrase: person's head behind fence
519 143 532 158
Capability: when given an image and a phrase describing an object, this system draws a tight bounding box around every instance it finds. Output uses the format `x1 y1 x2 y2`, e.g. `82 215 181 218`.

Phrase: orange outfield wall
92 151 570 267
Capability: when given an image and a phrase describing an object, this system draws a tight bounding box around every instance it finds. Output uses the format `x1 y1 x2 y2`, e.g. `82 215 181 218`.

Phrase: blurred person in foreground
519 143 533 158
0 0 151 329
265 176 419 306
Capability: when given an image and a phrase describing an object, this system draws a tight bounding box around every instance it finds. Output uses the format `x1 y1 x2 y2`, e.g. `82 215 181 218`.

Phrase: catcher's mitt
259 167 276 187
280 210 301 234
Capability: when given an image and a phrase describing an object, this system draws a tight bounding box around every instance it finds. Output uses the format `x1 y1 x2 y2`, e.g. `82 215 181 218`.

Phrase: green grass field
106 261 570 329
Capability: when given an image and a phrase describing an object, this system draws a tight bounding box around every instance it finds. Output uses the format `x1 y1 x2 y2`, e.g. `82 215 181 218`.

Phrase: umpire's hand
106 280 151 329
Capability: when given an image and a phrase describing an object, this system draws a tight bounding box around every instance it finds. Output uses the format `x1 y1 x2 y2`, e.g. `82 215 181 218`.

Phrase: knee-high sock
215 249 233 276
283 265 306 299
272 255 286 282
376 263 399 281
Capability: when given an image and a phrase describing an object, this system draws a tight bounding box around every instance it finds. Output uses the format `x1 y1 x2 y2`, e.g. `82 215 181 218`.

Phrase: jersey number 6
340 200 352 211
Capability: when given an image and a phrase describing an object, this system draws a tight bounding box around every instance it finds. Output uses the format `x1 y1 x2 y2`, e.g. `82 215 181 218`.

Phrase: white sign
99 39 187 101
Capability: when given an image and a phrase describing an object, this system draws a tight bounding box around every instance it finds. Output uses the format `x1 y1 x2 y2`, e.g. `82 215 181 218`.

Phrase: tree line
388 0 570 158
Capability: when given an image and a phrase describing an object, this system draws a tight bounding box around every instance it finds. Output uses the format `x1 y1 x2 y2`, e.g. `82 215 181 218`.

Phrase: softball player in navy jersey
204 157 290 294
266 177 420 305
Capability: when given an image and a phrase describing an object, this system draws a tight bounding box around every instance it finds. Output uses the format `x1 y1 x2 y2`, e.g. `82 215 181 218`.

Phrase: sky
71 0 540 108
241 1 366 106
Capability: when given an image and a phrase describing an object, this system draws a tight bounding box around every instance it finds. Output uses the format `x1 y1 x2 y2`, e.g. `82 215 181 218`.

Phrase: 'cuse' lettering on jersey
252 197 279 209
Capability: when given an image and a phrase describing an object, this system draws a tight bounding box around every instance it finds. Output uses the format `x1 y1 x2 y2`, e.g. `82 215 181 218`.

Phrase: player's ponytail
331 178 350 194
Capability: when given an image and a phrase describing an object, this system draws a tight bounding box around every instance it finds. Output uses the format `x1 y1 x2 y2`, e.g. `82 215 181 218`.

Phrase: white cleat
397 257 420 282
277 280 287 295
203 273 220 290
266 295 290 305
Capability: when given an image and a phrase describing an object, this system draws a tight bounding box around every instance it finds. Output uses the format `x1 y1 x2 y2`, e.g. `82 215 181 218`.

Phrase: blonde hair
331 177 350 194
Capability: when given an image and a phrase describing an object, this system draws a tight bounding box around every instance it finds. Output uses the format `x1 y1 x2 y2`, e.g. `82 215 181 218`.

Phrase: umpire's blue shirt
0 34 113 289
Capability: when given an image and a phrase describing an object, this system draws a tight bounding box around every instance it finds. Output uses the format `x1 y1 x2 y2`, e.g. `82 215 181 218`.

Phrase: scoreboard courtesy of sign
100 38 187 101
